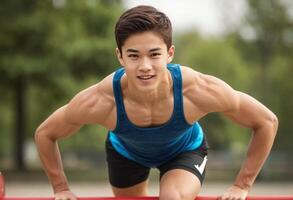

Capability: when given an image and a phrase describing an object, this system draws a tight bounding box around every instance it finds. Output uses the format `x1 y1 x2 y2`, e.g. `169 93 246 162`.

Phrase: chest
123 97 174 127
122 95 202 128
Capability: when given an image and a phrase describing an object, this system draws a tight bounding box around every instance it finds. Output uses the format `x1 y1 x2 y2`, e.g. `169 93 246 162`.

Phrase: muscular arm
223 92 278 191
35 75 115 194
186 68 278 192
35 105 82 193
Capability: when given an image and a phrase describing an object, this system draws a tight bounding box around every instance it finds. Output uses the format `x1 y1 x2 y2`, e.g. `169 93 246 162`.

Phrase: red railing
1 172 292 200
2 196 293 200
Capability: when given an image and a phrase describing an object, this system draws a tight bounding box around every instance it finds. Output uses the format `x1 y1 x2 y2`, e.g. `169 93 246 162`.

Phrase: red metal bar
2 196 293 200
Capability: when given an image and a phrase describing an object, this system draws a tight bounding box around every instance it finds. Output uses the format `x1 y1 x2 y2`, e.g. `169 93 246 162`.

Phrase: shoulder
65 73 116 125
70 73 115 109
180 65 222 84
180 65 207 94
180 65 240 114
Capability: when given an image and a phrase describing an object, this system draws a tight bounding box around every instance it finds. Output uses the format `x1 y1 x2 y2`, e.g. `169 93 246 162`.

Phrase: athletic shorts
105 136 208 188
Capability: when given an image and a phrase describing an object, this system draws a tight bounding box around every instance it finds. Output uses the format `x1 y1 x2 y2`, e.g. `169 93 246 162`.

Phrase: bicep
36 105 82 141
223 92 276 129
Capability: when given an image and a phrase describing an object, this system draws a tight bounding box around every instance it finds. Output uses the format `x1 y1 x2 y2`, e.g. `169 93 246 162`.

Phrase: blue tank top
109 63 204 167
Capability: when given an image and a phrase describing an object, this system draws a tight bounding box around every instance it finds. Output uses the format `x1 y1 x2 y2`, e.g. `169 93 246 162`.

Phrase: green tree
232 0 293 152
0 0 122 170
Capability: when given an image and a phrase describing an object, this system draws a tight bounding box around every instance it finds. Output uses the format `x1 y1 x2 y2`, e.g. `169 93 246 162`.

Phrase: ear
167 45 175 63
115 48 125 66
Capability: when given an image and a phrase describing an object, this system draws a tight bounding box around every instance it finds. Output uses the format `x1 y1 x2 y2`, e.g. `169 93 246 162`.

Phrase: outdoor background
0 0 292 197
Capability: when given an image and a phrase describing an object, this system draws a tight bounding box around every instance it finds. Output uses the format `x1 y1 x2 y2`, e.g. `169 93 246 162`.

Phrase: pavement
5 181 293 197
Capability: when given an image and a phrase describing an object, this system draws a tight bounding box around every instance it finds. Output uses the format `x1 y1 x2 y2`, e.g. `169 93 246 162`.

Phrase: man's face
116 31 175 92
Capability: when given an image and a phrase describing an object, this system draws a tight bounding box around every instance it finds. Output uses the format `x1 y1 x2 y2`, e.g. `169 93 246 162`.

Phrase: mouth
137 75 156 80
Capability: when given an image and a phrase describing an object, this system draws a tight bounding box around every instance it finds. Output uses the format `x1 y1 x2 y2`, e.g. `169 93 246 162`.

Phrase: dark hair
115 5 172 53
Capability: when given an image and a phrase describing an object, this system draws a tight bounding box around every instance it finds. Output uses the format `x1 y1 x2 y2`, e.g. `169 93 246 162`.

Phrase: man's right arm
35 74 115 196
35 105 82 193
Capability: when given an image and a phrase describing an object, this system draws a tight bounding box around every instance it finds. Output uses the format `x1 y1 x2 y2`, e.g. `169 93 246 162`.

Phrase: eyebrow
126 49 139 53
126 48 162 53
149 48 162 52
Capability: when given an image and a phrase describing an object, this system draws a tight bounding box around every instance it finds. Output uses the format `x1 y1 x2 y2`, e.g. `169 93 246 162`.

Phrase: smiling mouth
137 75 156 80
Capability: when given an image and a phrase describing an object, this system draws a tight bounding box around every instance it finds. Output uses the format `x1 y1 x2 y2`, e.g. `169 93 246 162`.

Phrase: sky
123 0 247 37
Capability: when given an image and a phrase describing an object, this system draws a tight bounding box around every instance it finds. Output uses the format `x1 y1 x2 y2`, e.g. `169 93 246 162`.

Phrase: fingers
55 196 77 200
218 196 246 200
54 190 78 200
218 192 246 199
55 197 77 200
218 184 248 200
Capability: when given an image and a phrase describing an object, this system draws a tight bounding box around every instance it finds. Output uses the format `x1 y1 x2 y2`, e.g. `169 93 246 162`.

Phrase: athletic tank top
108 63 204 167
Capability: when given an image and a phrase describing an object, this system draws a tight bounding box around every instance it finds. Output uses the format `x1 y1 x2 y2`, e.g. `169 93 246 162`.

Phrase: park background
0 0 292 197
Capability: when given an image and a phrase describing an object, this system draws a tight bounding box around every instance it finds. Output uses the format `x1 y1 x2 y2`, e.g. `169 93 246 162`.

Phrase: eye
151 53 161 57
128 54 138 58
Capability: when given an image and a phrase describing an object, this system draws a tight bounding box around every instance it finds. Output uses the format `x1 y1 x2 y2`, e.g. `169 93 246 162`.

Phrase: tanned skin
35 31 278 200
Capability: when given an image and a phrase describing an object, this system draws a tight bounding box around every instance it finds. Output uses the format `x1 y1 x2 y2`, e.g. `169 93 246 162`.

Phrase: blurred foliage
0 0 292 174
230 0 293 152
0 0 122 168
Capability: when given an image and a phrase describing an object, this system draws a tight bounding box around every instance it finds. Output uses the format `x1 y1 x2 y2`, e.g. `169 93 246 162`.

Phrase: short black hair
115 5 172 53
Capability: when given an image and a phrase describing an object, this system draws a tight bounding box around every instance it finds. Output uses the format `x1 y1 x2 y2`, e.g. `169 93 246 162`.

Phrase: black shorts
105 137 208 188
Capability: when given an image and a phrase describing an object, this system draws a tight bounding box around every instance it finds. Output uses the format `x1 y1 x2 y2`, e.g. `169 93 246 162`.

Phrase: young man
35 5 278 200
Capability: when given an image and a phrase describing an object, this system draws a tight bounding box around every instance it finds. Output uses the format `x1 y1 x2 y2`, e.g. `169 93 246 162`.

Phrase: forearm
234 121 278 190
35 131 69 193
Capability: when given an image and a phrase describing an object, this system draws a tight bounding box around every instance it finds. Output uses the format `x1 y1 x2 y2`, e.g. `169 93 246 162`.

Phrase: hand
218 185 249 200
54 190 78 200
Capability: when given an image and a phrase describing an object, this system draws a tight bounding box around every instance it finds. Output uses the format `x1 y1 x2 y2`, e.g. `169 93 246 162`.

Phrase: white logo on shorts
194 156 207 174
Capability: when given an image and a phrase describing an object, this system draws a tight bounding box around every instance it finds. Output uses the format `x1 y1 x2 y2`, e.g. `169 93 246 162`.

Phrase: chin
136 83 158 92
137 85 156 92
135 77 158 91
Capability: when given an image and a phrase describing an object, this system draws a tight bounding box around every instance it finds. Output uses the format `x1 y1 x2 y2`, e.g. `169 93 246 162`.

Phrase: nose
138 57 152 72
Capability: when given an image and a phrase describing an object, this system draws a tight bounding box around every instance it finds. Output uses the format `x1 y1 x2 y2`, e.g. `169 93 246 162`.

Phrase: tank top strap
167 63 185 119
112 68 127 118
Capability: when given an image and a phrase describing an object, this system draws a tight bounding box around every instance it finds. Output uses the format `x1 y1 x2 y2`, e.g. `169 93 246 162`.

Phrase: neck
125 70 172 105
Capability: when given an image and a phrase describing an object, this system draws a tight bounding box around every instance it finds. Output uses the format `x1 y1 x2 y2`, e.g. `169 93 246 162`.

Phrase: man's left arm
188 71 278 199
221 91 278 199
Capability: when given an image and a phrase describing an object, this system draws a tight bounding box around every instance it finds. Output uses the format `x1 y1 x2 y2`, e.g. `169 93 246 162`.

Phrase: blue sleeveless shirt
109 63 204 167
